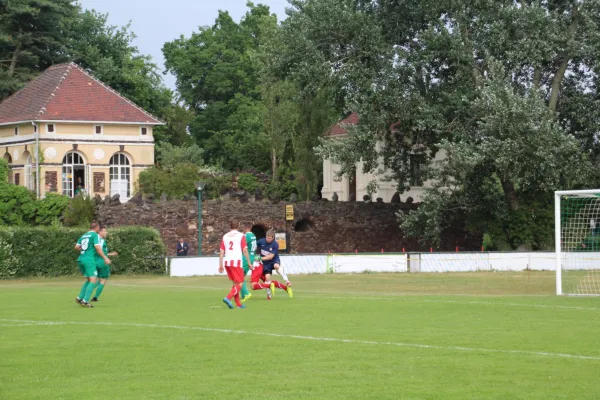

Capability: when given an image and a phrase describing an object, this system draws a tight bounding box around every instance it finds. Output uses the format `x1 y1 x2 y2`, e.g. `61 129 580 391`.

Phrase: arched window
3 153 12 184
23 151 35 191
110 153 131 200
62 151 86 197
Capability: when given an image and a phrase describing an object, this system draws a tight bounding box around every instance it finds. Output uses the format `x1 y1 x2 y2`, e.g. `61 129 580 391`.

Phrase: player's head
241 221 251 233
266 230 275 243
90 221 99 232
99 225 108 238
230 219 239 230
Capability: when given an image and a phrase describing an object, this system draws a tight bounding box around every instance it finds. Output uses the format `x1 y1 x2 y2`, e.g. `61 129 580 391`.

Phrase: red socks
273 281 288 291
227 285 238 300
252 282 271 290
227 285 242 307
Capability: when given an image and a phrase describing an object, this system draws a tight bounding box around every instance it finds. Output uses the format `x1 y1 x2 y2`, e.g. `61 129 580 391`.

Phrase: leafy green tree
260 80 299 182
163 2 276 169
156 143 204 171
283 0 600 247
400 66 591 248
0 0 77 99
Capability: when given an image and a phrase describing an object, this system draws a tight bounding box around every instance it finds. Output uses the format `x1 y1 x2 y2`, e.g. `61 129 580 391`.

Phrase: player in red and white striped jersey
219 220 252 309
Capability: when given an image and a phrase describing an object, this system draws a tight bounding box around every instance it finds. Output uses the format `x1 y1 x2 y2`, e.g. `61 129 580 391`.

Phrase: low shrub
0 226 166 279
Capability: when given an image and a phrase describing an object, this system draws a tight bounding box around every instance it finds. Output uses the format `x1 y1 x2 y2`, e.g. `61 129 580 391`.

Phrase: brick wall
96 198 479 256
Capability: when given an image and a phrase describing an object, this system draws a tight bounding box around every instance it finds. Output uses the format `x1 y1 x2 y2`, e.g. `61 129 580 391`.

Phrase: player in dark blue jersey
256 230 293 299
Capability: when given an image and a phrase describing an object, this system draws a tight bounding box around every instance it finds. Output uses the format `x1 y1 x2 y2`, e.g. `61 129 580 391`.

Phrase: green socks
94 283 105 299
241 281 250 298
83 281 99 302
78 281 89 299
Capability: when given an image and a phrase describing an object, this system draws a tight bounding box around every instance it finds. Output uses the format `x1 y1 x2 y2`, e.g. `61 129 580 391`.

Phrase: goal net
555 190 600 296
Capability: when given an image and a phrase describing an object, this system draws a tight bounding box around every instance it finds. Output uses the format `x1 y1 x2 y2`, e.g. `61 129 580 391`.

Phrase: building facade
0 63 162 201
321 113 445 203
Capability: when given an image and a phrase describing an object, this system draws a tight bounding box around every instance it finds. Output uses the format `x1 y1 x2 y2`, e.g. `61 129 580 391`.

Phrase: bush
139 164 205 199
237 173 263 193
63 195 96 227
0 158 8 182
36 193 69 225
0 183 37 226
0 226 166 279
264 176 297 201
205 174 233 199
156 142 204 170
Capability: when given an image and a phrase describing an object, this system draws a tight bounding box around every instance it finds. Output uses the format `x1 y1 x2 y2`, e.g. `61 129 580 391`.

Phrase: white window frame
94 125 103 135
46 123 56 134
62 151 86 198
140 126 148 136
25 153 34 191
109 152 132 201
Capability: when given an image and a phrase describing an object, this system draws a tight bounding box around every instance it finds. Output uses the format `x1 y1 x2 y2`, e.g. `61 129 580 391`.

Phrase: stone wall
96 197 480 256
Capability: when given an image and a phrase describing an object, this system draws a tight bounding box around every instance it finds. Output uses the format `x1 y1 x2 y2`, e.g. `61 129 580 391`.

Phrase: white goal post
555 189 600 296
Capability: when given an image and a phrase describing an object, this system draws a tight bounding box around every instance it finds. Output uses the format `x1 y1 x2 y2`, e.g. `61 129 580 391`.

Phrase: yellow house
0 62 162 201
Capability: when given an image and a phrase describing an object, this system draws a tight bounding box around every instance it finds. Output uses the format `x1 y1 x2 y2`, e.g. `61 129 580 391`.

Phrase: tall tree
163 3 276 169
260 80 299 182
0 0 77 99
280 0 600 247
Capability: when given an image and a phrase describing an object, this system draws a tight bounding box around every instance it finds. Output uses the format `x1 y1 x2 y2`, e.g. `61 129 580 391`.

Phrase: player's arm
218 240 225 273
95 244 111 264
262 252 275 261
241 236 251 266
75 244 81 251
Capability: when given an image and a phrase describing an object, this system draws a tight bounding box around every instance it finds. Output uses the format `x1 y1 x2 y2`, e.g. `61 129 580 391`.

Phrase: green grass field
1 272 600 400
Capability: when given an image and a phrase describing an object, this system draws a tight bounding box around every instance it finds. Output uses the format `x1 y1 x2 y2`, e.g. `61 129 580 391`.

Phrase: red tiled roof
0 63 162 125
327 112 359 136
326 112 403 136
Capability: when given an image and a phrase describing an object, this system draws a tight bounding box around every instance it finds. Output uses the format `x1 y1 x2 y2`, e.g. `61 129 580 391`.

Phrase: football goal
555 190 600 296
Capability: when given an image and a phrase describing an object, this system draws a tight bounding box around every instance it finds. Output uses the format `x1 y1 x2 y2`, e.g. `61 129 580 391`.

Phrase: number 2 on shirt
229 241 234 250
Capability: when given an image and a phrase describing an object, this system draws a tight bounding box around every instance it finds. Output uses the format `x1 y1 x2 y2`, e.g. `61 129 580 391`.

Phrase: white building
321 113 445 203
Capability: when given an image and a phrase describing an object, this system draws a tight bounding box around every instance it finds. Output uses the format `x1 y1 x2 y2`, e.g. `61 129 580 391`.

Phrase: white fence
168 252 599 277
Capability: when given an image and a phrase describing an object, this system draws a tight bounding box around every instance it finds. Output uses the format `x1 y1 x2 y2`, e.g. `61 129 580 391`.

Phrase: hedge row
0 226 166 279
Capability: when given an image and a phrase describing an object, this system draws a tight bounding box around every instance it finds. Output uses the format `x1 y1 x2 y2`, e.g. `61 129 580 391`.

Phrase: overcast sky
78 0 290 90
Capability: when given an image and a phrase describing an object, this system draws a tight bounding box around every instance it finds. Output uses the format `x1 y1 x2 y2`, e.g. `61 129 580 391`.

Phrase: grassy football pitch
1 272 600 400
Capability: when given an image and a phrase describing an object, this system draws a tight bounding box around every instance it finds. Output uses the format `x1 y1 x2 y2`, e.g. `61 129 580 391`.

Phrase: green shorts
96 262 110 279
78 260 98 278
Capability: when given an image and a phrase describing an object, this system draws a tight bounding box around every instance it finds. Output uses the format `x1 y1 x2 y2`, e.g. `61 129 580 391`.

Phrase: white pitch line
0 318 599 361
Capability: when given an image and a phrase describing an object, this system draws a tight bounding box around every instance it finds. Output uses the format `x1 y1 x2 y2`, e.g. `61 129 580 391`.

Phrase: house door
349 168 357 201
62 151 86 197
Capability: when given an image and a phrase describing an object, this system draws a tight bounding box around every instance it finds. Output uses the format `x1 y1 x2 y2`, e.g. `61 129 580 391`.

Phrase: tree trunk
8 41 21 78
548 5 579 111
548 57 569 112
501 179 519 211
271 148 277 183
532 66 541 90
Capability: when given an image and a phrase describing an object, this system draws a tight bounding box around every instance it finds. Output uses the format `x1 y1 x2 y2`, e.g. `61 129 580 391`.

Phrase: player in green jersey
91 225 118 302
74 222 111 308
240 221 257 302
